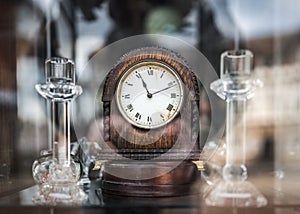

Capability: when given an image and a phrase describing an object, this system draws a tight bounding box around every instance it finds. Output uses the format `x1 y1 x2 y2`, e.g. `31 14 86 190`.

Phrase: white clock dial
116 61 184 129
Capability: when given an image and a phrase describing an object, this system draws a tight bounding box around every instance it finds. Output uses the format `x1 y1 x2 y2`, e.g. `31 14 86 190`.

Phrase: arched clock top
102 47 199 102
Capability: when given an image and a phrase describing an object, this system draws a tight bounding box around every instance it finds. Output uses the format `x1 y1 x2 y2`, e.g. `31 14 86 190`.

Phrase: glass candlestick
32 57 87 205
205 50 267 207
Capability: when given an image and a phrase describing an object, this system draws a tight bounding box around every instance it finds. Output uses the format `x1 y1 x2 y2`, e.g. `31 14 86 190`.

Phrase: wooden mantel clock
100 47 202 197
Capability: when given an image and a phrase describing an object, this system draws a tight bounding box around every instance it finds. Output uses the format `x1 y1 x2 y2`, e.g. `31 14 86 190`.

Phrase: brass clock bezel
115 60 184 129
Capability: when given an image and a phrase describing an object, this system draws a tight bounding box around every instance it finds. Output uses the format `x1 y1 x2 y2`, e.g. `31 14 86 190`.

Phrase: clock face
116 61 184 129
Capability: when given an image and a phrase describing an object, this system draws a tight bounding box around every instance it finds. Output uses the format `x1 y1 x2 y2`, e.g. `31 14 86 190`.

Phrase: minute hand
152 84 176 95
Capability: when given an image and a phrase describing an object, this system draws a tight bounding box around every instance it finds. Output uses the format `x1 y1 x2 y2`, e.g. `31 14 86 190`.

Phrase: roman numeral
127 104 133 112
147 116 152 122
136 73 142 79
168 81 176 87
126 82 133 86
167 104 173 111
160 71 165 78
147 69 153 75
123 94 130 99
135 112 141 120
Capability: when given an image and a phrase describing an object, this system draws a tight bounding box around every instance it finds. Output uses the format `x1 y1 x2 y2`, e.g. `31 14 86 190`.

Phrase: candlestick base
32 152 88 205
32 183 87 205
205 180 267 207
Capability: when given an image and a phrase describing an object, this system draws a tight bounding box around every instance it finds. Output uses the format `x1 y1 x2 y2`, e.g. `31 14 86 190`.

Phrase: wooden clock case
100 47 202 197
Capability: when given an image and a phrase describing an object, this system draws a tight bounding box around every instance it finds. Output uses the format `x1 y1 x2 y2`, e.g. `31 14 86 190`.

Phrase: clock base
99 160 199 197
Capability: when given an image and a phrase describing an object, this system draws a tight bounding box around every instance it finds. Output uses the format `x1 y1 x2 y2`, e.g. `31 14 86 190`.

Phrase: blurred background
1 0 300 197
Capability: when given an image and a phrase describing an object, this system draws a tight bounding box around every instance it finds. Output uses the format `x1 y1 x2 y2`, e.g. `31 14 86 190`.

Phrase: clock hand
139 74 152 98
152 84 176 96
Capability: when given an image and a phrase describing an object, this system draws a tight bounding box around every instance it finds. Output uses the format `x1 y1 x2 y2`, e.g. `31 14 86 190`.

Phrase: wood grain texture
100 160 199 197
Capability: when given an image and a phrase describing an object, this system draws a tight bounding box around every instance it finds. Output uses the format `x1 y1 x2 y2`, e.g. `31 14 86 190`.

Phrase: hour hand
138 74 152 98
141 78 149 92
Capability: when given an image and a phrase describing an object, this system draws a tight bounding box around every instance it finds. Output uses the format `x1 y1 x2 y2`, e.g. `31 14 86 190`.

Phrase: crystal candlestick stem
206 50 267 207
32 57 87 205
